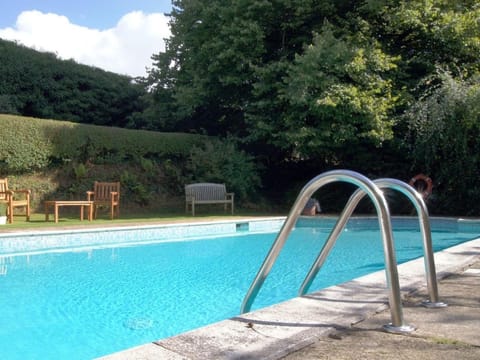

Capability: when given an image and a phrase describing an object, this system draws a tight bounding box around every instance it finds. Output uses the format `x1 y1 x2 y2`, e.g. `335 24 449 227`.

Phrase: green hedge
0 114 208 172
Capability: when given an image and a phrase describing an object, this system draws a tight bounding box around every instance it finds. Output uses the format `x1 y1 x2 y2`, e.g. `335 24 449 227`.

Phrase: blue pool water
0 217 478 359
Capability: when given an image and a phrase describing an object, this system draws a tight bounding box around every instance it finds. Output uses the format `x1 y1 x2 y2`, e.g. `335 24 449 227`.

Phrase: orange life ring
409 173 433 198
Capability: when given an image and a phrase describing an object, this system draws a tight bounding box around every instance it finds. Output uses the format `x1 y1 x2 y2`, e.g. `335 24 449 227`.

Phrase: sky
0 1 173 77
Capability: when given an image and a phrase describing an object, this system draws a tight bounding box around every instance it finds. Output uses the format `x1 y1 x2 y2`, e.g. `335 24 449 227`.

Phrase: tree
145 0 480 210
146 0 345 135
246 22 400 163
0 39 146 127
361 0 480 92
147 0 270 134
405 71 480 215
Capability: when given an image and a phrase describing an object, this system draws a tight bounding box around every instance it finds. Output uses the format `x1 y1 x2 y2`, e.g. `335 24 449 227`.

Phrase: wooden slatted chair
0 178 31 224
86 181 120 219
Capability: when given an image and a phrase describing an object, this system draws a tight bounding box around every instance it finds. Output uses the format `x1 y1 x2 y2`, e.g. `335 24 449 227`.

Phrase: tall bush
185 138 261 202
405 71 480 215
0 114 207 173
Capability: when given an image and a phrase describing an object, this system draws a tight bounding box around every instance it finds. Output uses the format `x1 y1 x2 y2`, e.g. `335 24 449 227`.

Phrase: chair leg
7 203 13 224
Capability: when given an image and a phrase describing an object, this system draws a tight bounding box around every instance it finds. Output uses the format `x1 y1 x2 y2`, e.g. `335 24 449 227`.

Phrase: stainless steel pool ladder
299 178 447 309
240 170 445 333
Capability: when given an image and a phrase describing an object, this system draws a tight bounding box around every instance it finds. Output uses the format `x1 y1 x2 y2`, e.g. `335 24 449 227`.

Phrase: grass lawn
1 207 284 231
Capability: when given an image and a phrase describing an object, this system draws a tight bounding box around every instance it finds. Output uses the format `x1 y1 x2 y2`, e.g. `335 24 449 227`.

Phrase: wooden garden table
44 200 94 223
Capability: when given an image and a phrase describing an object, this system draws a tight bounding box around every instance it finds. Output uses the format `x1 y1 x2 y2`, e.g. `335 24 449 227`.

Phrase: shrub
0 114 263 208
405 71 480 215
0 202 7 216
0 114 207 173
185 138 261 201
120 171 151 206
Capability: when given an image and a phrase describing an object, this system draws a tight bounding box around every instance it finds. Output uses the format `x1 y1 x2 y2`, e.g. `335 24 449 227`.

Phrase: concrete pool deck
99 238 480 360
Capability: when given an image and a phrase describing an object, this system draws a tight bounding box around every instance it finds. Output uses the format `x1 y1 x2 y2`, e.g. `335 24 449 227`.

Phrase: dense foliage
141 0 480 214
185 139 262 201
405 72 480 215
1 1 479 215
0 39 145 128
0 114 260 209
0 114 207 172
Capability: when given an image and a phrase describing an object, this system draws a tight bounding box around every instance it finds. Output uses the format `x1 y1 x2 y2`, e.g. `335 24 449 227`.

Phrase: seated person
302 198 321 215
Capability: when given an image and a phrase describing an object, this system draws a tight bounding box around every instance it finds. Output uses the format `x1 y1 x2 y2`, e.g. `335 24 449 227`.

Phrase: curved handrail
376 179 445 308
240 170 413 332
299 178 446 308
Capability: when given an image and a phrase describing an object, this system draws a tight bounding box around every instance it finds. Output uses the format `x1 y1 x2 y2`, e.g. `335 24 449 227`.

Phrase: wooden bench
185 183 234 216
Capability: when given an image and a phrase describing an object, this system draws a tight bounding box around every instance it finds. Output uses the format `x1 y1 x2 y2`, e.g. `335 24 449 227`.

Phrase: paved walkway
282 260 480 360
100 239 480 360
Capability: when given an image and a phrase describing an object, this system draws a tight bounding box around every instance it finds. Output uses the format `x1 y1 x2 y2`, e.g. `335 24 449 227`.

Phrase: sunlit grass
1 208 283 231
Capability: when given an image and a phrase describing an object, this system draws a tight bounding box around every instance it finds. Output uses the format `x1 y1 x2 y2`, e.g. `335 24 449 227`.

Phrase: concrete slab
283 256 480 360
101 343 187 359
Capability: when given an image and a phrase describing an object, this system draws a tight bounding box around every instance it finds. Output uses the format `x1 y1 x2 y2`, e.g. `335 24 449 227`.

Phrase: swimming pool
0 217 478 359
